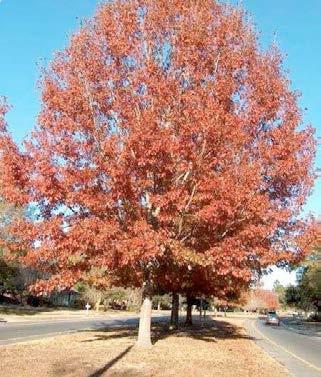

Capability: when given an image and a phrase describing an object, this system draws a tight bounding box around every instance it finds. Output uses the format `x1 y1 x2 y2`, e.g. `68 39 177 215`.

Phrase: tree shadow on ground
87 345 133 377
79 317 255 345
76 317 255 377
80 326 138 343
152 317 255 343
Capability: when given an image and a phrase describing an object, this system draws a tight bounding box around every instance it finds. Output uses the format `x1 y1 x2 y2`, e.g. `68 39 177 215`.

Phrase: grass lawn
0 306 56 316
1 317 290 377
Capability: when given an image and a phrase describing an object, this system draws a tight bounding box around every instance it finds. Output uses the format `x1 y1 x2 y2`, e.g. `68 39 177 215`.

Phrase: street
246 317 321 377
0 314 167 346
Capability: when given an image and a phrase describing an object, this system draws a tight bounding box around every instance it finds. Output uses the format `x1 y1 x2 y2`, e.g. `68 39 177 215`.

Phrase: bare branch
184 183 198 212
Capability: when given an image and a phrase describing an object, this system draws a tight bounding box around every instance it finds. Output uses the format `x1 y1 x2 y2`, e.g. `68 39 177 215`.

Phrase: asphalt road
0 314 167 346
246 317 321 377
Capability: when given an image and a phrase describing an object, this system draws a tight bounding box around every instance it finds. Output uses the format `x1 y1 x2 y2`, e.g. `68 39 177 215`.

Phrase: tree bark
95 299 101 312
170 292 179 327
185 295 193 326
136 286 153 348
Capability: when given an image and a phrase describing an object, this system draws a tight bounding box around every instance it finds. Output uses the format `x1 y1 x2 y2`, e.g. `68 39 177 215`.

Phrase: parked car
265 311 280 326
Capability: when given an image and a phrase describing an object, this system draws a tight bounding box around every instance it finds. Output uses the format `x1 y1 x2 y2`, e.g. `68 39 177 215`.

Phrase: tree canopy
0 0 316 344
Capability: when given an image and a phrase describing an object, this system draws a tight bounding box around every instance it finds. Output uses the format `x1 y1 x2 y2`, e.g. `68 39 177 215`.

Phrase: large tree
0 0 315 347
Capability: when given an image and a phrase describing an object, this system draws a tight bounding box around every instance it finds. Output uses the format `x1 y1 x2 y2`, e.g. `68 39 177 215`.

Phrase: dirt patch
1 317 290 377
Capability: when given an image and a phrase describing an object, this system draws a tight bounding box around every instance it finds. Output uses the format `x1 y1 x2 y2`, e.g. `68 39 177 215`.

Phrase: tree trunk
136 287 153 348
315 302 321 319
170 292 179 327
185 296 193 326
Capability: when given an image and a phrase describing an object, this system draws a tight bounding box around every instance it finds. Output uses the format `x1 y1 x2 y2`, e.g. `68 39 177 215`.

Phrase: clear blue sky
0 0 320 216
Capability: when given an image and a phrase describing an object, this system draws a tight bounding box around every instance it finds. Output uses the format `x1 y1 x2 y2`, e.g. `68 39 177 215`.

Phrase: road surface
0 314 167 346
246 317 321 377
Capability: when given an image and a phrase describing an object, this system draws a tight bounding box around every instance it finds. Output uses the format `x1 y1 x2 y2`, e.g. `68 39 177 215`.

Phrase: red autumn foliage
244 289 279 311
0 0 315 300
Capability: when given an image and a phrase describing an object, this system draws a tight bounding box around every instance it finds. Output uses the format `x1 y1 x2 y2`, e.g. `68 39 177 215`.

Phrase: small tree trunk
170 292 179 327
185 296 193 326
136 286 152 348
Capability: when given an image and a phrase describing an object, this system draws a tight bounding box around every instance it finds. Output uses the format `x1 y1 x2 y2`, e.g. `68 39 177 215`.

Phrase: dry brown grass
1 317 290 377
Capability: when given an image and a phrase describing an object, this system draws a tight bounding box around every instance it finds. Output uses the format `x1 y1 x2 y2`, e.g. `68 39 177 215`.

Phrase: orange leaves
0 1 315 296
245 288 280 311
0 99 29 205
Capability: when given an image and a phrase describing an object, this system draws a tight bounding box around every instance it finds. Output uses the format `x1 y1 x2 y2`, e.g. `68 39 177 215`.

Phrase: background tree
153 293 172 311
301 247 321 316
0 198 26 299
284 247 321 318
244 288 279 312
76 284 105 311
273 280 286 308
0 253 17 296
0 0 315 347
284 285 301 309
